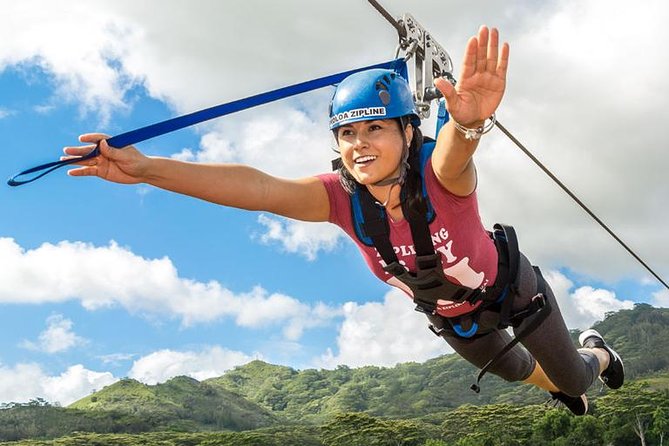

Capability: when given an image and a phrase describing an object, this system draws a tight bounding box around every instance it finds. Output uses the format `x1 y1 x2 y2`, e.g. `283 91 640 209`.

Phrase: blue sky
0 0 667 406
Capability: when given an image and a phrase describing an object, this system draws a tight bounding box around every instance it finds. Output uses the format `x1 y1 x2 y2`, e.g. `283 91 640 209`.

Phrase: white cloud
256 214 343 261
0 108 14 119
652 289 669 308
0 1 142 123
0 363 117 406
0 237 338 338
20 314 87 354
128 346 255 385
33 104 56 115
98 353 136 365
545 270 635 330
473 0 669 282
0 345 256 405
0 0 399 122
174 103 345 263
175 103 335 179
315 289 447 369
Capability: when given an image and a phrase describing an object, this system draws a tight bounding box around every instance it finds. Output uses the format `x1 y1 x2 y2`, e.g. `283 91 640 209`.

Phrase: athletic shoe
549 391 588 416
578 329 625 389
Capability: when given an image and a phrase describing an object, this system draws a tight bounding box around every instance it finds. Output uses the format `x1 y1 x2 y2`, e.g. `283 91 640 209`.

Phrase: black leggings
427 253 600 397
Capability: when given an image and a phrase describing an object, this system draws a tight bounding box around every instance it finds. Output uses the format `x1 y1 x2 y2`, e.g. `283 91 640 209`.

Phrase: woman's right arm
64 133 331 222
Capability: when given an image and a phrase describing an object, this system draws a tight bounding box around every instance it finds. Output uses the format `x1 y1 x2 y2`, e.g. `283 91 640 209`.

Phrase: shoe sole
601 347 624 389
579 329 624 389
549 391 588 416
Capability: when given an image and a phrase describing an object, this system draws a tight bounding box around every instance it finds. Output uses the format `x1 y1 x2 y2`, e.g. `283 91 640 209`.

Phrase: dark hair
401 125 426 214
335 119 426 213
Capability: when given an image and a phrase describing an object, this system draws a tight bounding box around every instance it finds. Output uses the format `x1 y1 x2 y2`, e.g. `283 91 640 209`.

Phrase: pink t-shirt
317 158 498 297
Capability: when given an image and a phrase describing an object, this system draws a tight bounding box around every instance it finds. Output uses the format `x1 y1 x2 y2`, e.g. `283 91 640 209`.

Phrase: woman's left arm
431 26 509 196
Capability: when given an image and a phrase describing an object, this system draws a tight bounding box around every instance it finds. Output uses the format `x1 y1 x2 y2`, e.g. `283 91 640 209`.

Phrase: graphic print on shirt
379 225 487 296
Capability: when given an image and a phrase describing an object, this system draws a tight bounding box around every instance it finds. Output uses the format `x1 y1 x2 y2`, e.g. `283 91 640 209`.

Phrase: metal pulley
368 0 455 119
396 13 455 118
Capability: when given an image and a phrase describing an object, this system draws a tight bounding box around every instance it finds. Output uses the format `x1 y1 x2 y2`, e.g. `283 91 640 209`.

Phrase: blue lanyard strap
8 58 406 187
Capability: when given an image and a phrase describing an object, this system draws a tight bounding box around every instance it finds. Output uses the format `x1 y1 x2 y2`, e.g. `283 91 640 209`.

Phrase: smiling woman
60 25 625 416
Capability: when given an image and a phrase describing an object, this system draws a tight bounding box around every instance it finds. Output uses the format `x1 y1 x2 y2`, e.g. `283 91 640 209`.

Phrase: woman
63 26 622 415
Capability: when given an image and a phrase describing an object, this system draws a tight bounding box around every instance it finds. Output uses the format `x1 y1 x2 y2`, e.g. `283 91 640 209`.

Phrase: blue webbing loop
452 321 479 338
7 147 101 186
8 58 406 187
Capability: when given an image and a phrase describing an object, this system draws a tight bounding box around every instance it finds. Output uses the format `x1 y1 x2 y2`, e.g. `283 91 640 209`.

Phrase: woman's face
336 119 412 186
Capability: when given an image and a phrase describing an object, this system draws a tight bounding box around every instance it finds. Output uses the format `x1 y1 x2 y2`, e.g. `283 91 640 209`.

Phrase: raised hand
435 26 509 126
62 134 151 184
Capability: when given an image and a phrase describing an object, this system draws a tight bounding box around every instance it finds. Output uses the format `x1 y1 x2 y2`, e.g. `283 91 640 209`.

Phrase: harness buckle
508 293 548 328
383 262 408 276
428 323 447 337
415 253 440 270
413 303 436 315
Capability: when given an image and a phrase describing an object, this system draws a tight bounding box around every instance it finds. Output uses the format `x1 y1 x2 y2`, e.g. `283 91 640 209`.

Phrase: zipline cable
368 0 406 38
495 121 669 291
368 0 669 292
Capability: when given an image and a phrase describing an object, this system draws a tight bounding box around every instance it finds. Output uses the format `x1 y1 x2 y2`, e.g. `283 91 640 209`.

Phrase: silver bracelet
453 114 496 140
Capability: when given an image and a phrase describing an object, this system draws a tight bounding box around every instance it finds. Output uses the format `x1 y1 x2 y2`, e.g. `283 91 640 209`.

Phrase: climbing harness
349 134 551 390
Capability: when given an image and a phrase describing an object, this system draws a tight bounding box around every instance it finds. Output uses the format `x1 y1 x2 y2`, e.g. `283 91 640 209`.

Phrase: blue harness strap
8 58 407 187
435 99 449 135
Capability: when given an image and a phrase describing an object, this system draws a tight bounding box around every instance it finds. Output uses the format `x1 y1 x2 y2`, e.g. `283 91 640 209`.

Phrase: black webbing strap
401 188 434 258
358 187 398 266
470 266 552 393
494 224 521 329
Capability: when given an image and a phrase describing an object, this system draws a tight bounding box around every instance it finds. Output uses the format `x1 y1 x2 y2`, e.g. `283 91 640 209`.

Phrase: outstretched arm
431 26 509 196
64 133 330 222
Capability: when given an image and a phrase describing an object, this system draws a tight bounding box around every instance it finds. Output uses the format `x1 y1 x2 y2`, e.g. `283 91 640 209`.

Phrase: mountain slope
70 304 669 424
70 375 278 431
207 303 669 421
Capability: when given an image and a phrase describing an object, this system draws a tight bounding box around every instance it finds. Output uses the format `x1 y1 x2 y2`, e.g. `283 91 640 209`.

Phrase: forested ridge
1 303 668 445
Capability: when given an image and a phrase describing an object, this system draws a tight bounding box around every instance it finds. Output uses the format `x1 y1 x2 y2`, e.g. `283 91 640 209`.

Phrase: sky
0 0 667 406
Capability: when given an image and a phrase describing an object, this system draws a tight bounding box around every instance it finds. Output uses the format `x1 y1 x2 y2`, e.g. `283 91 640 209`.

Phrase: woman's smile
353 154 378 166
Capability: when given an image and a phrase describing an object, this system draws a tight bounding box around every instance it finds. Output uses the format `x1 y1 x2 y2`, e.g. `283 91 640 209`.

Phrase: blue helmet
329 69 420 130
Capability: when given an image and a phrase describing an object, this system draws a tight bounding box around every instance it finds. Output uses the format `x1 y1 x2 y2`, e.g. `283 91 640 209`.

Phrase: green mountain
68 375 278 431
2 303 668 443
205 303 669 421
